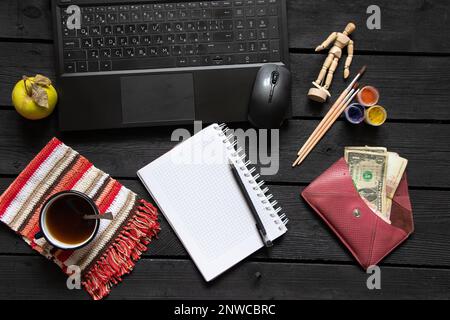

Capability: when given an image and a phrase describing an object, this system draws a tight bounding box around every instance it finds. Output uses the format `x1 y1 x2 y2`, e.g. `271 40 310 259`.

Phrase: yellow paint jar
365 105 387 126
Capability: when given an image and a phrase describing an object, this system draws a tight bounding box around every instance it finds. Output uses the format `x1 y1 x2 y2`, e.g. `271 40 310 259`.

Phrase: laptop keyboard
60 0 283 73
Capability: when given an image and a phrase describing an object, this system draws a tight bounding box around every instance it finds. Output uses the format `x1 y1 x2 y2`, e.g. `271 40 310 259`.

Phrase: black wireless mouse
248 64 291 129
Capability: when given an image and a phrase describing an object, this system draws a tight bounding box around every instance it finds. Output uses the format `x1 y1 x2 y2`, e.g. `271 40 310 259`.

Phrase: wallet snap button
353 208 361 218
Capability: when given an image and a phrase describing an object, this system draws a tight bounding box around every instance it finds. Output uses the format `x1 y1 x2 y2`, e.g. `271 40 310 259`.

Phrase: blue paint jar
344 103 365 124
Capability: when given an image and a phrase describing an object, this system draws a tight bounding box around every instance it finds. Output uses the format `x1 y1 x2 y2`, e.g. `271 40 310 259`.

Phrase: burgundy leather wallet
302 157 414 269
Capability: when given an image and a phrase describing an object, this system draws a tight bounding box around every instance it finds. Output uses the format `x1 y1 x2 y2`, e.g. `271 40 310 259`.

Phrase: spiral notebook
137 123 288 281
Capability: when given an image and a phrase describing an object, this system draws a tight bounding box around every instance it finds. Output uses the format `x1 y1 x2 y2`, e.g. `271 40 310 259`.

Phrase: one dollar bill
345 150 388 218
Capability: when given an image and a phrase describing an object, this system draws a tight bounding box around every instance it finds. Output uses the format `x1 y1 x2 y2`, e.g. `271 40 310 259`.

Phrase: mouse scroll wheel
271 71 279 84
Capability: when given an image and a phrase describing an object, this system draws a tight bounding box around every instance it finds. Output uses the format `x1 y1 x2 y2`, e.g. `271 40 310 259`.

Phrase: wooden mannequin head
343 22 356 35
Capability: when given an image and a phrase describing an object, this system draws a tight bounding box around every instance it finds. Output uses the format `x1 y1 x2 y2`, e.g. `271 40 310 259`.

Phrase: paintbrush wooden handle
295 88 349 157
295 92 358 166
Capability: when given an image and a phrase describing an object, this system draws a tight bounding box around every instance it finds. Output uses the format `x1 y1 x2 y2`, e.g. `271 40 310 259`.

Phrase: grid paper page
138 124 285 281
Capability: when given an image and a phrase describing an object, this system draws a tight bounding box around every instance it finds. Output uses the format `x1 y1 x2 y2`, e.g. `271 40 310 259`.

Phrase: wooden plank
1 42 449 120
2 178 450 267
291 54 450 120
0 42 56 107
0 256 448 299
288 0 450 54
0 0 52 40
0 111 449 187
1 0 449 54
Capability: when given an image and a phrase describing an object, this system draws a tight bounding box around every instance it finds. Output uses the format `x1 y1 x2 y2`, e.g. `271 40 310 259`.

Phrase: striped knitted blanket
0 138 160 300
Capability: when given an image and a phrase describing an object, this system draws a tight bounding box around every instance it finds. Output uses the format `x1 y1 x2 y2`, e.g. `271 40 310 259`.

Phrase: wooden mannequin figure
308 22 356 103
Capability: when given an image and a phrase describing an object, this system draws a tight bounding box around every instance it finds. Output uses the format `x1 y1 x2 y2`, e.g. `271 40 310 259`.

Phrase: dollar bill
386 152 408 199
345 146 387 161
346 150 388 218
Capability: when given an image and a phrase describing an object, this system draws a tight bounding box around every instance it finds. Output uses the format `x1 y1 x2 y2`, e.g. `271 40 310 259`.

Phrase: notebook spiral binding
214 124 289 229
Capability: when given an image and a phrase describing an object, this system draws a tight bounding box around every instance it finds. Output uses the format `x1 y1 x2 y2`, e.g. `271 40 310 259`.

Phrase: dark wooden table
0 0 449 300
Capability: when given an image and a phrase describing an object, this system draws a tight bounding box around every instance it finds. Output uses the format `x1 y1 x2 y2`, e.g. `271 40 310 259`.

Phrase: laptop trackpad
121 73 195 124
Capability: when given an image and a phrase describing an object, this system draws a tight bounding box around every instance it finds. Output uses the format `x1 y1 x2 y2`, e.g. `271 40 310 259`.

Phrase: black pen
229 162 273 248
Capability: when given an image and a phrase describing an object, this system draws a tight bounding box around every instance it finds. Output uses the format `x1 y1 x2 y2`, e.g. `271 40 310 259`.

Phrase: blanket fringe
82 199 160 300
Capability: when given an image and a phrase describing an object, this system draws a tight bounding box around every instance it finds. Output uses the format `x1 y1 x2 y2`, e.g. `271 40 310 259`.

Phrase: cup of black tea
36 191 100 250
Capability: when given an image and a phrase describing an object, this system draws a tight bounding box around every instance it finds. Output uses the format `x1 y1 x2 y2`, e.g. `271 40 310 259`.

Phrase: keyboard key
64 62 75 73
177 57 188 66
76 61 88 72
94 13 106 24
130 11 142 22
213 31 234 41
207 43 234 53
105 36 116 46
112 48 123 58
247 29 257 39
103 25 113 35
119 12 129 22
236 42 247 52
245 7 255 16
154 11 166 21
93 37 105 47
106 13 118 23
143 11 154 21
152 35 164 44
159 46 171 56
138 23 148 33
100 60 112 71
118 36 128 46
258 29 268 39
124 47 135 57
125 24 136 34
235 19 245 29
221 20 233 30
130 35 140 45
259 52 270 62
235 30 245 40
188 33 199 43
77 27 89 37
179 10 190 19
200 55 211 64
148 47 158 56
248 42 257 51
235 53 258 63
89 25 101 36
81 38 93 48
268 16 279 38
114 25 125 34
140 35 152 45
258 18 268 28
87 49 99 59
172 45 184 55
64 50 86 60
112 57 176 70
100 48 111 58
185 45 196 55
256 7 267 16
63 39 80 49
213 9 232 18
259 41 269 51
88 61 99 72
151 23 161 32
268 5 278 15
188 56 202 65
63 27 76 37
175 33 187 43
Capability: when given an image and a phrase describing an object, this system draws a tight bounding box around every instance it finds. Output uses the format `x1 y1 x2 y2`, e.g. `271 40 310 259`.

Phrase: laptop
52 0 289 131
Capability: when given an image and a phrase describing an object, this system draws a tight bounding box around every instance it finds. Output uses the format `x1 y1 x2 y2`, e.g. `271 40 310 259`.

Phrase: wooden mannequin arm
344 40 354 78
315 32 337 52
